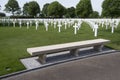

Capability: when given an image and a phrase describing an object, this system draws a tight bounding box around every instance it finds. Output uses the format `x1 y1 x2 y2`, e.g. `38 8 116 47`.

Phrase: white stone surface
58 22 62 32
21 47 115 70
21 57 41 69
27 39 110 55
73 23 78 35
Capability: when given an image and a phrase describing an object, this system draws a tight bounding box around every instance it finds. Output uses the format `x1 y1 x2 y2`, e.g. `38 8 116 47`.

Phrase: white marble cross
13 21 16 27
54 22 57 28
13 19 16 27
58 22 62 32
77 21 82 30
36 21 39 30
68 21 71 28
27 21 29 29
64 21 67 29
94 23 98 37
73 23 78 35
19 20 22 28
30 21 32 27
102 21 104 27
51 20 53 26
111 21 114 33
105 21 109 30
114 20 119 29
45 22 49 31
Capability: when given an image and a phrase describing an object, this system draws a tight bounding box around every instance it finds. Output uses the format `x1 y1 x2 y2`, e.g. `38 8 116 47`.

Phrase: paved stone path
2 51 120 80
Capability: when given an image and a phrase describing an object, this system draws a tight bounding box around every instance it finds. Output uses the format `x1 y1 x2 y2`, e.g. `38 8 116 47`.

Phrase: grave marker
64 21 67 29
19 20 22 28
13 21 16 27
36 21 39 30
105 20 109 30
54 22 57 28
73 23 78 35
27 21 29 29
30 21 32 27
94 23 98 37
45 22 49 31
111 20 115 33
58 21 62 32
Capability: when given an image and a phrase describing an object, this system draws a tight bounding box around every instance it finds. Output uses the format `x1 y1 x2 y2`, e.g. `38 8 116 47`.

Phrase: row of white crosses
110 19 120 33
19 20 32 29
100 19 119 34
18 20 39 30
58 20 77 33
0 18 119 36
92 19 120 34
87 19 119 35
43 19 75 33
43 19 84 34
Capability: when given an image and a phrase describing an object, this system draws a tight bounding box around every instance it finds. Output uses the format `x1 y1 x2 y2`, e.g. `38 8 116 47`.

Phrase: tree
102 0 120 18
89 11 99 18
28 1 40 17
4 0 20 15
76 0 93 18
0 5 6 17
0 12 6 17
47 1 66 18
42 3 49 17
65 7 76 18
23 1 40 17
23 3 29 16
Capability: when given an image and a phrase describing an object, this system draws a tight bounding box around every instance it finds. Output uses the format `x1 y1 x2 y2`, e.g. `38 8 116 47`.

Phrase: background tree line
0 5 6 17
1 0 120 18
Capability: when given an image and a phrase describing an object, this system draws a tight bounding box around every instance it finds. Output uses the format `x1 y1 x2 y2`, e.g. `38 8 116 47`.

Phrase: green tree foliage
89 11 99 18
28 1 40 17
23 3 29 16
76 0 93 18
42 3 49 17
47 1 66 18
102 0 120 18
65 7 76 18
4 0 20 15
23 1 40 17
0 12 6 17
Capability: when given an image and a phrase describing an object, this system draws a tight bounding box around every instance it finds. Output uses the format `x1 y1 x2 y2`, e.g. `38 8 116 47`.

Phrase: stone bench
27 39 110 64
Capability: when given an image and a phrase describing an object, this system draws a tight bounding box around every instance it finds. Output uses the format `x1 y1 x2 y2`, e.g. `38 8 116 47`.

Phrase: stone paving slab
20 47 115 70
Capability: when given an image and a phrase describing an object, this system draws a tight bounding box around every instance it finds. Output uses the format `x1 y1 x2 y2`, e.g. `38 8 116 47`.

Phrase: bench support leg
38 54 47 64
70 49 79 56
94 45 104 51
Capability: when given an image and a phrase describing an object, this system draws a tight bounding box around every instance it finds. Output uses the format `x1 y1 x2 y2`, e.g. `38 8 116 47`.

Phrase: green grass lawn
0 22 120 76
